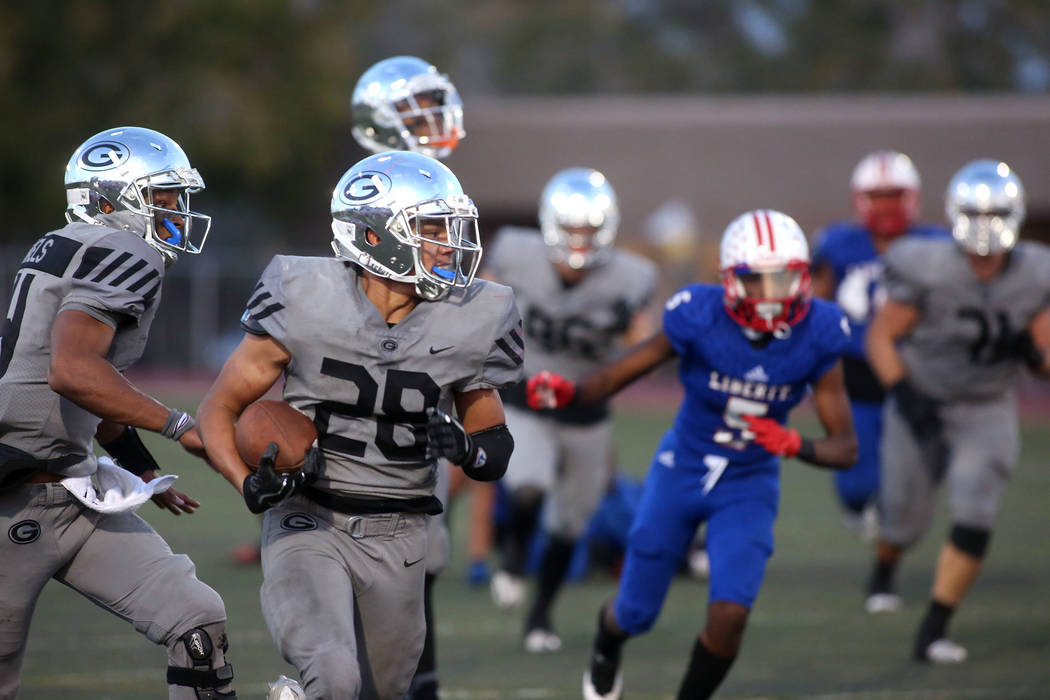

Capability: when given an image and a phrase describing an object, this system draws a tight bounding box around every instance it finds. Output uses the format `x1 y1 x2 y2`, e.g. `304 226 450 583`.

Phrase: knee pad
949 523 990 558
167 623 236 699
613 594 660 636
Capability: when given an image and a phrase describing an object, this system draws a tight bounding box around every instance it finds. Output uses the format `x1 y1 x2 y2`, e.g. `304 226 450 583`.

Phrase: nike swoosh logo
404 556 425 567
429 345 454 355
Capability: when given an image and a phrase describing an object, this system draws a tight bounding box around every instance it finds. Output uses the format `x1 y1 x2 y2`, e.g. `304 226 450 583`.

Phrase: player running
529 210 857 700
811 150 948 546
197 151 522 699
486 167 657 653
864 159 1050 663
0 127 237 699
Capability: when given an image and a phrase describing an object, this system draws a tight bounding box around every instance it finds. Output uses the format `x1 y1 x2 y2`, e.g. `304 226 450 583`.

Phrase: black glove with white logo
242 443 321 514
425 407 478 466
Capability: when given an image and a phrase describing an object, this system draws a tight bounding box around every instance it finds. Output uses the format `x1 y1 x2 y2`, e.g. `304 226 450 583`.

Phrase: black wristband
100 426 160 476
796 438 816 463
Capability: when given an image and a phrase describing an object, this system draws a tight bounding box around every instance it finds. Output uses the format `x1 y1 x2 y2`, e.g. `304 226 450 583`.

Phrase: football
235 400 317 472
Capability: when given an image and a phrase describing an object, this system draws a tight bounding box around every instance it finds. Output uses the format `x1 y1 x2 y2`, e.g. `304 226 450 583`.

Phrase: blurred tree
1 0 1046 244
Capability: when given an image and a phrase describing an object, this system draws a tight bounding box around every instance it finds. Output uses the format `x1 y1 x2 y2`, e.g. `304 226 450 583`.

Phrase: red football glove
743 415 802 457
526 370 576 410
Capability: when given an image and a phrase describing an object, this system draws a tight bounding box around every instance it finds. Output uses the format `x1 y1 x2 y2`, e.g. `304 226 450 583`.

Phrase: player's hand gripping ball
235 400 318 472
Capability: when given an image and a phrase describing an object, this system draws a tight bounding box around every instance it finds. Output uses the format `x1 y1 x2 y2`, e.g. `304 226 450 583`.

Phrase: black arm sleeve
462 424 514 482
99 426 161 476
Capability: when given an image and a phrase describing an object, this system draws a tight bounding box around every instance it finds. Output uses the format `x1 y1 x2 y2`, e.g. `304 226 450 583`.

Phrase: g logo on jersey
341 172 392 204
8 520 41 544
280 513 318 531
79 141 130 171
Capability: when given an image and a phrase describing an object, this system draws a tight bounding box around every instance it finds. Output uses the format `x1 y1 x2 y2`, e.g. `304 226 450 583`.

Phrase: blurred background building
3 0 1048 370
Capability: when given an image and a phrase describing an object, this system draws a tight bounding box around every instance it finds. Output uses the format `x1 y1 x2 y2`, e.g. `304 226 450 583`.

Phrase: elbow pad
99 426 160 476
462 424 514 482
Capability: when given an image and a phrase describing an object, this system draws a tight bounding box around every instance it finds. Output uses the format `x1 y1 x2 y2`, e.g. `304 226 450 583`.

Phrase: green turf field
16 400 1050 699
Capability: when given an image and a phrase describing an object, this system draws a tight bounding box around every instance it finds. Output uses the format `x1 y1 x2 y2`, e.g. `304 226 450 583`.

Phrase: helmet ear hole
98 197 115 214
364 228 381 247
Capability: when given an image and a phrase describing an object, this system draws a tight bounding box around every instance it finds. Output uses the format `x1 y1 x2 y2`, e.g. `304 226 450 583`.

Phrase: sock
869 559 896 594
526 535 576 631
593 605 628 661
676 638 736 700
914 600 954 658
408 574 439 700
503 494 543 576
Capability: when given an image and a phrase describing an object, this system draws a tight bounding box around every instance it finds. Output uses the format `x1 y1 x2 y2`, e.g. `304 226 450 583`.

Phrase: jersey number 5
715 396 769 450
313 356 440 463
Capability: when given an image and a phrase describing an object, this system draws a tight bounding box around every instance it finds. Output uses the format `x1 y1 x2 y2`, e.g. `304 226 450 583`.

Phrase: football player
529 210 857 699
811 151 948 548
0 127 237 699
196 151 522 699
864 159 1050 663
485 167 658 653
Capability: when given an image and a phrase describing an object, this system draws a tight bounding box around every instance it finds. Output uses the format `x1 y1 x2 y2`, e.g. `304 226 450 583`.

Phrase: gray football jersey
0 213 164 467
241 257 524 500
486 227 657 379
884 238 1050 402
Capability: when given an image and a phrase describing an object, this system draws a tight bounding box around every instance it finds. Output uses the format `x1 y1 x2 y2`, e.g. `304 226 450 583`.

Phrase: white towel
61 456 178 514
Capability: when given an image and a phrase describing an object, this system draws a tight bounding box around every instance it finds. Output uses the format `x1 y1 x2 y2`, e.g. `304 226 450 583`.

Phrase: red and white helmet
851 150 920 238
720 209 811 333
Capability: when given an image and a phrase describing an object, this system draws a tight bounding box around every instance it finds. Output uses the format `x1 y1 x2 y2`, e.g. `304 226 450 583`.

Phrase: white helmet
330 151 481 301
850 150 920 237
945 159 1025 256
64 126 211 265
351 56 464 159
719 209 811 333
538 167 619 270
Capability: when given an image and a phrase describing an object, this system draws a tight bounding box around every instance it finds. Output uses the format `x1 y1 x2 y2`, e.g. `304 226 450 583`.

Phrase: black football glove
425 407 478 466
1009 330 1045 372
890 379 949 482
242 442 322 514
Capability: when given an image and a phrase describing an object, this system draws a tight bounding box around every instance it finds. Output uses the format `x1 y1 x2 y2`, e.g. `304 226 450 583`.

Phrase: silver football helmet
538 167 619 270
64 127 211 265
945 159 1026 256
351 56 464 159
330 151 481 301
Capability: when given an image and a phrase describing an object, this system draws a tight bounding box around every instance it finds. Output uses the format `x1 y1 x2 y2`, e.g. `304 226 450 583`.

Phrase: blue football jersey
812 222 948 357
662 285 850 467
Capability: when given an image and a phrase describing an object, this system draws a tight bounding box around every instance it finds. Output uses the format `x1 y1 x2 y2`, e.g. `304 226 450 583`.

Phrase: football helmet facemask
945 159 1025 256
539 167 619 271
330 151 481 301
851 150 920 238
64 127 211 265
720 209 811 334
351 56 464 159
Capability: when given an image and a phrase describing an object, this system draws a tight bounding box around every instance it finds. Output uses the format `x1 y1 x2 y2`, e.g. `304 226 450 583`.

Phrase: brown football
235 400 317 472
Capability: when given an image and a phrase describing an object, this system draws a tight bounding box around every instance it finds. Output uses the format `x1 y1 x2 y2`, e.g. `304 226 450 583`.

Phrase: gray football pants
260 495 427 700
0 483 231 700
502 407 612 539
879 392 1020 547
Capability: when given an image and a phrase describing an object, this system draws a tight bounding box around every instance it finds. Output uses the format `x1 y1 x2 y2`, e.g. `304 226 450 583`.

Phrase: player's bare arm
1024 307 1050 377
866 298 920 387
197 333 291 493
575 330 678 403
50 309 179 433
806 361 859 469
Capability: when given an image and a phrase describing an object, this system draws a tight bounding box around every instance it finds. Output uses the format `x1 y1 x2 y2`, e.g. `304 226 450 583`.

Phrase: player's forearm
865 331 906 388
802 433 858 470
48 354 172 431
574 331 674 404
196 400 252 493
